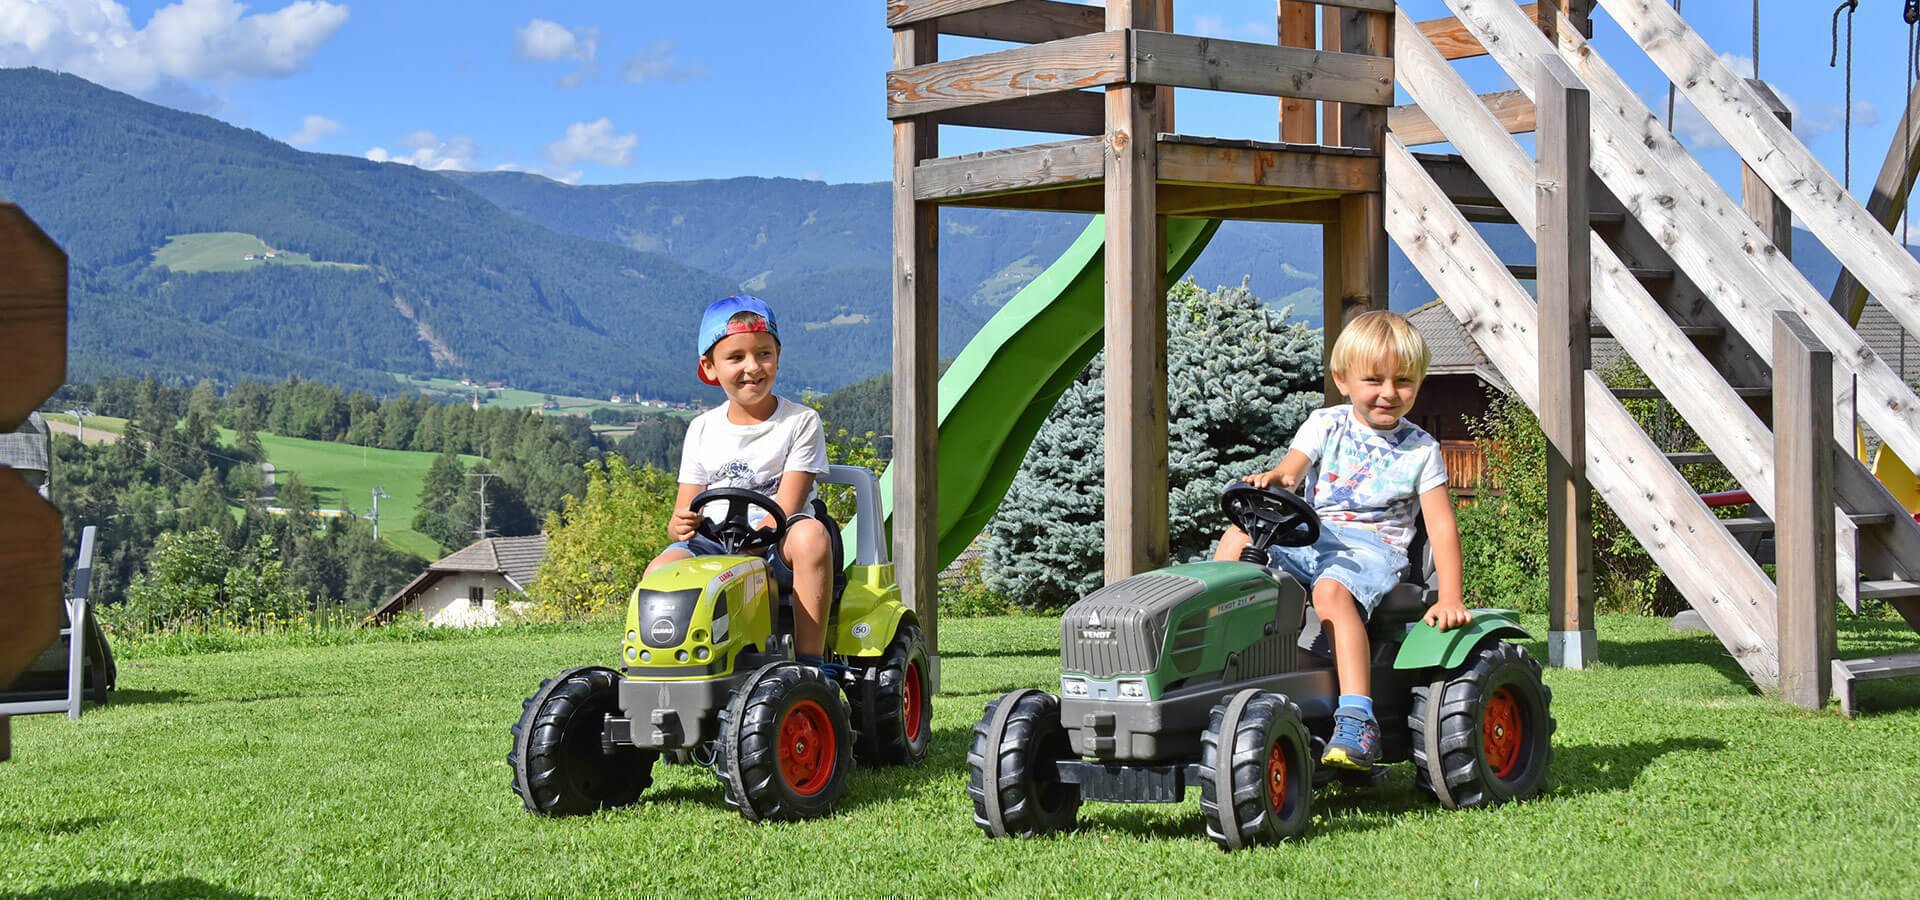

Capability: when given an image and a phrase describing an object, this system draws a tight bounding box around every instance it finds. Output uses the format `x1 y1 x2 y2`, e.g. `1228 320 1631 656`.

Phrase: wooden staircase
1385 0 1920 711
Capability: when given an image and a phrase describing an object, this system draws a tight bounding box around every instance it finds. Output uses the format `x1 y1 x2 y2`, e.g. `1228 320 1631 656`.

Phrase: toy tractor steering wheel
690 487 790 556
1220 482 1321 556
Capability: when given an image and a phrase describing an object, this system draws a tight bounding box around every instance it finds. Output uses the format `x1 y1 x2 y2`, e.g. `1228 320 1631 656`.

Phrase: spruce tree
981 281 1323 609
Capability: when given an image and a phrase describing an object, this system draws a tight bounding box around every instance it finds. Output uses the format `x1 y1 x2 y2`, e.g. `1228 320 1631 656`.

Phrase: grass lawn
150 233 369 274
5 613 1920 897
249 432 482 560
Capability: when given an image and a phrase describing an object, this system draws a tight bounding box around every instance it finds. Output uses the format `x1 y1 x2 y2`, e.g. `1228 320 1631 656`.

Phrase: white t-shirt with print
1287 404 1448 552
677 396 829 526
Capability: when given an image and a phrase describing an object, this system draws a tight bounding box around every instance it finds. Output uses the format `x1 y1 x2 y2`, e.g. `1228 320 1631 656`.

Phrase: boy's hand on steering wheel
1423 599 1472 631
1243 469 1300 492
668 508 701 542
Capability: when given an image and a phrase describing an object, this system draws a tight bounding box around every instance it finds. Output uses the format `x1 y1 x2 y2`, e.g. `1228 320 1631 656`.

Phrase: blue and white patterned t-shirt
1288 405 1448 552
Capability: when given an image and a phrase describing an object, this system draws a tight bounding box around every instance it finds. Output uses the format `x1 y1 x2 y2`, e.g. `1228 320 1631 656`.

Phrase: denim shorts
665 513 815 588
1267 523 1408 619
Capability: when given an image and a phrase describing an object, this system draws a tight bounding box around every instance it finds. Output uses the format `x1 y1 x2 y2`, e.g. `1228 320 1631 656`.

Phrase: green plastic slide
860 216 1219 569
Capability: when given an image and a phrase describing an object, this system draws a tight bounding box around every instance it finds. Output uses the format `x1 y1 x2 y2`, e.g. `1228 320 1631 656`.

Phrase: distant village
452 376 700 414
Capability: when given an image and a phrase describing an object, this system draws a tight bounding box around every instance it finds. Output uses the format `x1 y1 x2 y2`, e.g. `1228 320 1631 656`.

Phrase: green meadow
4 614 1919 896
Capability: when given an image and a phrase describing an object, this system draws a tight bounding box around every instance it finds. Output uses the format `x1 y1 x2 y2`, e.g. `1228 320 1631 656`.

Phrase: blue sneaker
1322 709 1381 771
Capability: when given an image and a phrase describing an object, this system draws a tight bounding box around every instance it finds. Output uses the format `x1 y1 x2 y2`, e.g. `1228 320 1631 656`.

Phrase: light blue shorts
1267 524 1409 619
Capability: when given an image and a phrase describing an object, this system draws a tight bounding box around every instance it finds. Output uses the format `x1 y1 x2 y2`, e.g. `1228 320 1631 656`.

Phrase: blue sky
1 0 1917 214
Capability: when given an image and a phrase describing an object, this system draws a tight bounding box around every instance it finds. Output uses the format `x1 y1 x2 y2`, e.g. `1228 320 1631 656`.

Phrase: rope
1753 0 1760 80
1908 8 1919 246
1666 0 1684 132
1832 0 1858 189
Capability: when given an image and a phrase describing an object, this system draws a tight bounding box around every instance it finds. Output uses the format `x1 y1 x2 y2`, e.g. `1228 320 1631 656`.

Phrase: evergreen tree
981 281 1323 609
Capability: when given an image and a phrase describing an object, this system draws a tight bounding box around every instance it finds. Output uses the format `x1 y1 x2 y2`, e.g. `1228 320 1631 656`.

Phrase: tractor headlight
695 646 710 660
676 649 690 662
627 630 638 644
639 650 652 663
1062 678 1088 697
625 646 638 662
1117 679 1147 700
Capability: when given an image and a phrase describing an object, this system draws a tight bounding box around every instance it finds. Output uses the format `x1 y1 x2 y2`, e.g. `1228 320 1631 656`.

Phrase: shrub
109 528 301 633
529 456 679 618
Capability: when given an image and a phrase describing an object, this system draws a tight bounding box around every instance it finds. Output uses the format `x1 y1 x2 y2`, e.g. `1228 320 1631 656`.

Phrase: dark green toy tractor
510 466 931 822
967 483 1553 850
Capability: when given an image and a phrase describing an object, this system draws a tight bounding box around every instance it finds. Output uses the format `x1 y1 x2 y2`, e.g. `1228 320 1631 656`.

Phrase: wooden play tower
888 0 1920 713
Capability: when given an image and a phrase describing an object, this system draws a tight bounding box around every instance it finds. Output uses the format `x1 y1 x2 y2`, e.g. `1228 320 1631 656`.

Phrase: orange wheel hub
1483 686 1524 779
1266 741 1289 812
777 699 837 796
903 660 925 744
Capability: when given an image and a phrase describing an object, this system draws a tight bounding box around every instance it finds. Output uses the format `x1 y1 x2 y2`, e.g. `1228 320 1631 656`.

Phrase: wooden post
1741 80 1792 259
1324 7 1390 400
1829 85 1920 324
1774 311 1836 710
1536 56 1596 669
1278 1 1317 143
892 23 941 673
1104 0 1168 582
0 203 68 763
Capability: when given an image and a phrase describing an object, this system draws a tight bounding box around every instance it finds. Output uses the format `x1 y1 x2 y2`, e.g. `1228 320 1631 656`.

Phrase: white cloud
0 0 348 104
544 118 637 167
1279 262 1315 281
286 113 339 147
1656 53 1879 154
621 40 705 84
364 132 480 171
515 18 599 88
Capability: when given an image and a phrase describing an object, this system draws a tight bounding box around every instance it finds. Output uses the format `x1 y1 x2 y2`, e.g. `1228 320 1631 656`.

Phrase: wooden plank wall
0 204 68 762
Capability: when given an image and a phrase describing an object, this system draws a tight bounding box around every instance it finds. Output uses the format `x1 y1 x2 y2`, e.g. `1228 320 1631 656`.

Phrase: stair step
1508 263 1673 283
1456 203 1626 225
1593 323 1723 341
1715 512 1895 534
1611 386 1770 399
1833 652 1920 716
1859 579 1920 602
1664 451 1719 467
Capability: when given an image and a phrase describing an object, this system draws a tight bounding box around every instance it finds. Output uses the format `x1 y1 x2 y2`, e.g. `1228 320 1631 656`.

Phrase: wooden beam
1157 140 1379 192
1741 80 1792 259
887 0 1100 37
933 90 1104 135
1157 186 1340 216
887 31 1126 120
1830 85 1920 324
0 205 65 431
1389 89 1536 146
1319 0 1396 11
1536 54 1596 670
913 138 1104 202
1129 31 1394 107
1416 4 1544 60
1598 0 1920 364
1383 136 1781 686
1277 1 1317 143
1775 311 1837 709
938 1 1107 43
1105 0 1168 583
939 185 1105 213
892 23 941 661
1218 198 1343 223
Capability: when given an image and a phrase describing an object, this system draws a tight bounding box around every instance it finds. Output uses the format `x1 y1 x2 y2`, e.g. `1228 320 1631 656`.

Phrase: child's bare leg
1311 579 1371 699
780 518 833 656
1214 526 1252 561
645 548 692 577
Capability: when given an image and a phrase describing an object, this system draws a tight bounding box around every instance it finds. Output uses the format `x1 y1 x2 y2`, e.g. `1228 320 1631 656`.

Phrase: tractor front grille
1060 574 1204 678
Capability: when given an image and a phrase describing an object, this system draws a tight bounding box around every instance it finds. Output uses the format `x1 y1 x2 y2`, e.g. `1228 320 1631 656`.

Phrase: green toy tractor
510 465 931 822
967 483 1553 850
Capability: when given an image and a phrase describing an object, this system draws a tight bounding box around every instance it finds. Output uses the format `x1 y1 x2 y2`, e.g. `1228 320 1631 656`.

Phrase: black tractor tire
851 623 933 766
1198 689 1314 850
715 662 855 822
509 666 655 816
966 690 1081 838
1410 642 1555 809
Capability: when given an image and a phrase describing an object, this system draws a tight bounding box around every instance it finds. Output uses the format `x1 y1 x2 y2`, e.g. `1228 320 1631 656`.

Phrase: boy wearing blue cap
646 296 835 664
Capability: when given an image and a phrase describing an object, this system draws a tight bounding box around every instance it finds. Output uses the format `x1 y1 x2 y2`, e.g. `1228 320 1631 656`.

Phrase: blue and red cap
697 295 780 385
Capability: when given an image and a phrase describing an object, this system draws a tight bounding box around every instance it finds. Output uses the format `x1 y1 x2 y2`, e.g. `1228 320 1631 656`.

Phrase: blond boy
1214 310 1469 769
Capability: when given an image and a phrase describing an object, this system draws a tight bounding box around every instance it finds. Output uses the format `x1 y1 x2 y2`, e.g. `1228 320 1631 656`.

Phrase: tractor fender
834 569 914 658
1392 609 1531 671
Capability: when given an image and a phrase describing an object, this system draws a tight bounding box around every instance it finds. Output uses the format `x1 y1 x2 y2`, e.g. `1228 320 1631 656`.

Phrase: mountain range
0 67 1881 402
